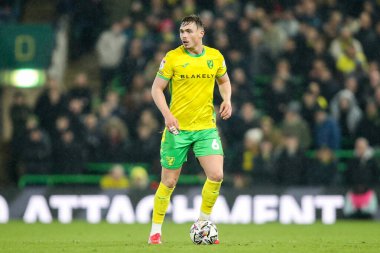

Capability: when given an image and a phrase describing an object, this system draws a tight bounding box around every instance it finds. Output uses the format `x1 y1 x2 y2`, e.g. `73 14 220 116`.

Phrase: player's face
179 22 204 50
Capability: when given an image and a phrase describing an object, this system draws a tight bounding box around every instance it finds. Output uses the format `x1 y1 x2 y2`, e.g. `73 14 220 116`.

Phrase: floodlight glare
11 69 40 88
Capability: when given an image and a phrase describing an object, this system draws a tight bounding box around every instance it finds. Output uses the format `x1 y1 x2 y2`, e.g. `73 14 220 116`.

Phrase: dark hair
181 15 204 29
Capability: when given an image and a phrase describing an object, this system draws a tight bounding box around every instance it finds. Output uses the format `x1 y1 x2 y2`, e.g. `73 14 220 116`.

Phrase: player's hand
164 113 180 135
219 100 232 120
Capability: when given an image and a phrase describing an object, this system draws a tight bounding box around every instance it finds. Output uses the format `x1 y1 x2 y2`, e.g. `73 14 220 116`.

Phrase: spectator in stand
300 25 320 69
130 166 149 190
69 0 105 58
361 1 378 25
82 113 102 162
343 138 379 219
336 45 368 75
343 76 360 104
314 107 341 150
232 17 251 53
130 123 160 165
157 18 176 44
224 102 261 150
307 146 338 186
233 128 263 188
129 108 160 166
322 10 343 42
311 37 335 72
9 92 31 144
308 59 339 102
301 91 319 132
355 12 377 62
20 128 52 174
274 134 307 186
128 73 148 109
260 116 282 150
143 51 166 83
51 115 71 148
103 90 127 120
67 72 92 114
96 21 127 98
330 89 363 139
149 0 166 18
129 1 146 21
277 9 299 37
239 102 261 132
244 4 265 27
308 82 329 110
8 92 32 182
275 59 296 89
25 115 39 133
360 63 380 108
34 78 68 137
356 100 380 147
280 102 312 150
295 0 322 29
265 76 292 122
53 130 85 174
132 21 156 52
252 139 276 185
100 164 129 190
97 102 113 130
120 16 133 39
226 49 247 74
214 32 230 58
121 38 148 89
261 17 288 58
99 117 131 163
280 37 302 75
248 28 274 77
66 98 86 141
199 10 214 45
230 68 254 106
210 17 227 49
330 26 364 60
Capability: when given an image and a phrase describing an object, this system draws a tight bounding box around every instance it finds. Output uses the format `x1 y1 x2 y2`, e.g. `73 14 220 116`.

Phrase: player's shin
150 182 175 235
199 178 222 220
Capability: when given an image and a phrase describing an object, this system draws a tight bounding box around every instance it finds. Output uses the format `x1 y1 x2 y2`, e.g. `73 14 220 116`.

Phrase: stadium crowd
0 0 21 23
6 0 380 193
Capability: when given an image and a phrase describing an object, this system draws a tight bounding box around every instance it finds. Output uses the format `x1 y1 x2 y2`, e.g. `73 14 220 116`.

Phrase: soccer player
148 15 232 244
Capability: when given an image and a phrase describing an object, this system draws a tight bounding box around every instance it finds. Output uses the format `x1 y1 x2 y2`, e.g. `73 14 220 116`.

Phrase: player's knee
161 178 177 188
208 171 223 182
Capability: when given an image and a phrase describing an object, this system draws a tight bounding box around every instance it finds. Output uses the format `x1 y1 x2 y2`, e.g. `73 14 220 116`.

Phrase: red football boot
148 233 162 244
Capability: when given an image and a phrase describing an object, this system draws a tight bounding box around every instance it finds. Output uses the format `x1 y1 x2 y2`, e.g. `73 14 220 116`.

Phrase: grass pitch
0 221 379 253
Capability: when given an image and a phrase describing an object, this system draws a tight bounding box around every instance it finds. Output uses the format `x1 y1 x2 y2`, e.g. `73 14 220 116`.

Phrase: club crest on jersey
207 60 214 69
159 59 166 70
166 156 175 166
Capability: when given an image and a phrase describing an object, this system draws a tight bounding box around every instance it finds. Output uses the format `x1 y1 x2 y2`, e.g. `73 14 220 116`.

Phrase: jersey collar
184 46 205 57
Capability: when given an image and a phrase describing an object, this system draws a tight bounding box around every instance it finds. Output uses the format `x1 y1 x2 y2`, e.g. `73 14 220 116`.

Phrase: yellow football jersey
157 45 227 130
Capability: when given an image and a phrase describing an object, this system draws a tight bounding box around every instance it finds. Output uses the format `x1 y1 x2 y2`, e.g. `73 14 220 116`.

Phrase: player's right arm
151 76 179 131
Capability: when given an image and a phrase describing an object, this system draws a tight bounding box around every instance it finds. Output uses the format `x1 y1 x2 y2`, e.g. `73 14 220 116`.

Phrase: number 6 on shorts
211 139 220 150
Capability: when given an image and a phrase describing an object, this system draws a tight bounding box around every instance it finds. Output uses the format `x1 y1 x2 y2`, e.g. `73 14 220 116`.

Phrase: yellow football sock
200 178 222 217
152 182 175 224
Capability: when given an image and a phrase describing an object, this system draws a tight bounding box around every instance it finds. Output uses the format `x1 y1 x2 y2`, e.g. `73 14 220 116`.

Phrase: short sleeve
157 53 174 81
216 52 227 78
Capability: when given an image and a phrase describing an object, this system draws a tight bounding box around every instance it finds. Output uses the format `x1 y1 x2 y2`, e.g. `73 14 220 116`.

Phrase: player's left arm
216 73 232 120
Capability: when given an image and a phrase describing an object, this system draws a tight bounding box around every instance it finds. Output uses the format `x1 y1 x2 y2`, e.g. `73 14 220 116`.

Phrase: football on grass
189 220 218 245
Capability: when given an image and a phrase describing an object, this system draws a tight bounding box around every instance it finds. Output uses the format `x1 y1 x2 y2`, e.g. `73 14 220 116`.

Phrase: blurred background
0 0 380 222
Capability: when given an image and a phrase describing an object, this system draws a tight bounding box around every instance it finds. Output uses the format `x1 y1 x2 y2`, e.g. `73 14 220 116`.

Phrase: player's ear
199 29 205 38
